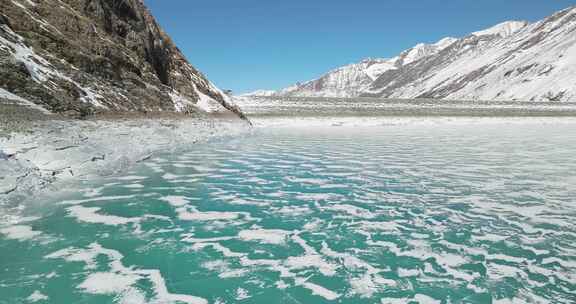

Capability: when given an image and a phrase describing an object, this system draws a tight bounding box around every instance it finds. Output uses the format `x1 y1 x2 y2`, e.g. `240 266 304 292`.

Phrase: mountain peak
261 6 575 102
472 20 529 38
434 37 458 49
400 37 456 66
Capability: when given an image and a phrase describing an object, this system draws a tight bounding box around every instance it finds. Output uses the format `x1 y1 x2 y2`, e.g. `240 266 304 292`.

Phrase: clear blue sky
145 0 575 94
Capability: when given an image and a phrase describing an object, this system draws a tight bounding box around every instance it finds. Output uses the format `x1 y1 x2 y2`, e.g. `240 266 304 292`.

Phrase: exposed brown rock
0 0 247 121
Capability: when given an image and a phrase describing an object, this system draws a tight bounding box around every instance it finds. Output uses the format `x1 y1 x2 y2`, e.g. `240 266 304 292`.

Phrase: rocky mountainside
0 0 246 119
264 7 576 102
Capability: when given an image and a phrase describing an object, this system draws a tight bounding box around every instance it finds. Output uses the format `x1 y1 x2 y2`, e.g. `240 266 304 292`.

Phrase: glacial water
1 122 576 304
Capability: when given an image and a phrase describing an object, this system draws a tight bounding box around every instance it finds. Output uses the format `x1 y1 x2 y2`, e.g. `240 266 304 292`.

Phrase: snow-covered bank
234 96 576 128
249 115 576 128
0 115 251 221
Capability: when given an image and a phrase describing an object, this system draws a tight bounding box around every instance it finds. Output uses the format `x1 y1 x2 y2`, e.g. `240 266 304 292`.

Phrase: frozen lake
1 120 576 303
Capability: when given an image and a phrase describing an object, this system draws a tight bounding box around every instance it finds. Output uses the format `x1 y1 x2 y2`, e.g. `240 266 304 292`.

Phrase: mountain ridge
252 7 576 102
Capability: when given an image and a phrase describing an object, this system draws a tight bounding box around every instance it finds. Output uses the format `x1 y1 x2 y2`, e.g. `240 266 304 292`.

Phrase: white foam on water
320 241 397 297
219 269 249 279
286 176 327 185
161 173 180 180
67 206 140 226
493 292 551 304
302 218 323 231
414 294 442 304
176 206 243 221
47 243 208 304
234 288 251 300
294 193 341 202
144 269 208 304
358 220 400 232
398 268 421 277
541 257 576 268
284 235 339 276
381 294 441 304
272 205 312 216
291 234 318 255
123 184 145 189
323 204 375 218
467 282 488 294
487 253 526 264
285 255 337 277
238 228 292 244
79 272 140 294
26 290 49 302
526 264 576 286
182 235 236 243
61 195 141 205
191 242 245 258
348 274 397 298
411 233 430 239
394 239 475 281
117 288 147 304
295 278 340 301
381 298 410 304
45 246 101 269
321 242 379 274
160 196 190 207
0 225 41 241
487 263 525 281
275 280 289 289
228 197 271 207
202 260 229 272
115 175 148 181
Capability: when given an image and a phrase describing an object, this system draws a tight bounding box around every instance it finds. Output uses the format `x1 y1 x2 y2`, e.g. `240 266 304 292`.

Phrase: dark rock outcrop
0 0 246 120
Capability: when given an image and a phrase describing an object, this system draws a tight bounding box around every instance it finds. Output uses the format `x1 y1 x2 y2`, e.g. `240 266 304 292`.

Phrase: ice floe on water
67 205 141 226
26 290 49 302
177 207 244 221
238 228 292 244
160 195 247 221
160 195 190 207
0 225 41 241
79 272 140 295
47 243 208 304
295 278 341 300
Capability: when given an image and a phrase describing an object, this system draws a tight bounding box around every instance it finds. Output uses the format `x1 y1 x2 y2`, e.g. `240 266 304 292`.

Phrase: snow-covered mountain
0 0 246 119
268 7 576 102
241 90 277 97
273 37 458 98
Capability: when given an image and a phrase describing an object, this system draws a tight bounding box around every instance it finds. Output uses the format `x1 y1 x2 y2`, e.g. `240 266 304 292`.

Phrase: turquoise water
1 123 576 303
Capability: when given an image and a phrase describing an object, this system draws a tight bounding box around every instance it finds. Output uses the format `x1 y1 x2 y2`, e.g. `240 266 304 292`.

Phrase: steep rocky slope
266 7 576 102
0 0 246 119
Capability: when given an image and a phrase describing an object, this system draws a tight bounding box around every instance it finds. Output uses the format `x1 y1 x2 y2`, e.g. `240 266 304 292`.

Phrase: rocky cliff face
0 0 246 119
268 7 576 102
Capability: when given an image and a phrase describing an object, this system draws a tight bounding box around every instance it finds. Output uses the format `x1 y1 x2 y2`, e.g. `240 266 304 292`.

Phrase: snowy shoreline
0 115 251 218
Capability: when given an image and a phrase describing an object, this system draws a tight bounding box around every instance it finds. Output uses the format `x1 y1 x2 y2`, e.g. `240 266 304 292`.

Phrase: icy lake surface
1 122 576 303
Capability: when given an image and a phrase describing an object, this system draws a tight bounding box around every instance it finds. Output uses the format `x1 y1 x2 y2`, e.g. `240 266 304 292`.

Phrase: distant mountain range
0 0 245 119
247 7 576 102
